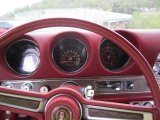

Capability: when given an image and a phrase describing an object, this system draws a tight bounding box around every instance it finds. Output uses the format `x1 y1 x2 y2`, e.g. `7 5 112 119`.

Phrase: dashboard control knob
21 82 34 91
153 63 160 74
1 82 14 88
126 81 134 90
40 86 49 93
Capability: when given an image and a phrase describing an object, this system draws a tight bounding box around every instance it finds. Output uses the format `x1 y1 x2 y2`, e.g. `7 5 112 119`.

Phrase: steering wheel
0 18 160 120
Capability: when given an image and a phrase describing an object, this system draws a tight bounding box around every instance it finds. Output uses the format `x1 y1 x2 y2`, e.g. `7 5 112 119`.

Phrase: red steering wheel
0 18 160 120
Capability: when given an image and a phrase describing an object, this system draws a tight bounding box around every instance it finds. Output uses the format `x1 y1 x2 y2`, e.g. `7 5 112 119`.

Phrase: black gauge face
6 40 40 75
100 39 129 70
53 38 87 72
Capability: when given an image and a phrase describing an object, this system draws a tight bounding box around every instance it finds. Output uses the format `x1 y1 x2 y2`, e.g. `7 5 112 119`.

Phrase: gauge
21 53 40 73
6 40 40 75
21 82 34 91
100 39 129 70
101 46 119 69
1 82 14 88
53 38 87 72
60 49 81 68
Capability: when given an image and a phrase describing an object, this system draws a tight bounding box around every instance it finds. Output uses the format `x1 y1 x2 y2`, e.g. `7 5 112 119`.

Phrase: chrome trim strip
0 92 46 112
82 105 153 120
0 75 150 94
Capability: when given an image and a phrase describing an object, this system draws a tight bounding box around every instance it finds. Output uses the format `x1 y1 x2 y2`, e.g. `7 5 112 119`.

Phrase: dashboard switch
126 81 134 90
84 86 94 100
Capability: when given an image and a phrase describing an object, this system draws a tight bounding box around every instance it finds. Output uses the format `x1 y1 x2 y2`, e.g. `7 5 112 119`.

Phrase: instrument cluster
4 30 132 77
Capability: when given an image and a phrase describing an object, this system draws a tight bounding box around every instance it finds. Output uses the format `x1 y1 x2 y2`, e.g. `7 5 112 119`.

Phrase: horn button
45 95 81 120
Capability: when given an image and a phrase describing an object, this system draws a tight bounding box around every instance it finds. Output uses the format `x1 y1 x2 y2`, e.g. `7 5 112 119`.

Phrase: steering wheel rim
0 18 160 119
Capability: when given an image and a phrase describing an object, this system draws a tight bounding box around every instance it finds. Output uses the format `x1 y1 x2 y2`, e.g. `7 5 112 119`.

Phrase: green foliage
1 0 160 28
14 6 30 13
0 13 14 21
129 12 160 28
112 0 160 13
12 0 160 14
14 0 113 11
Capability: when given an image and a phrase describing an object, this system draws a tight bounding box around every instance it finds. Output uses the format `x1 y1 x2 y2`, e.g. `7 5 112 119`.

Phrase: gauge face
101 47 119 68
21 53 40 73
6 40 40 75
60 49 81 67
100 39 129 70
53 38 87 72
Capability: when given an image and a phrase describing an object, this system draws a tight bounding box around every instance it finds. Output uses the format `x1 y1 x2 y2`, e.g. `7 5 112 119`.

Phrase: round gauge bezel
21 82 34 91
5 39 40 75
100 39 130 71
52 38 88 73
1 82 14 88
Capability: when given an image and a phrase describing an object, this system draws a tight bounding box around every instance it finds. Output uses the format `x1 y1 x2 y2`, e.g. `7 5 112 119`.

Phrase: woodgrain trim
0 92 45 112
83 105 153 120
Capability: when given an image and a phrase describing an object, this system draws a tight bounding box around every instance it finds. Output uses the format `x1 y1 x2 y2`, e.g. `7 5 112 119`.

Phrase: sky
0 0 42 16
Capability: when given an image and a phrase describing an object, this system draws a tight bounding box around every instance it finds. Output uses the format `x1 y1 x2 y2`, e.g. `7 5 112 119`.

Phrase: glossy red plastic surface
0 29 160 79
0 23 160 80
0 29 6 35
45 95 81 120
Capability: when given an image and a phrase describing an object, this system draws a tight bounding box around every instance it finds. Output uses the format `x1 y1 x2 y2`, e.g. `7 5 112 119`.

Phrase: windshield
0 0 160 29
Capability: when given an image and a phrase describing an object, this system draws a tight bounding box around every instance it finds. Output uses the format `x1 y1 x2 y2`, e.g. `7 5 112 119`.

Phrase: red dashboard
0 28 160 80
0 18 160 120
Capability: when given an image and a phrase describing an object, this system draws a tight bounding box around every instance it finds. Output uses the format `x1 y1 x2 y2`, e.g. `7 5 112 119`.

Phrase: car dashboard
0 25 160 119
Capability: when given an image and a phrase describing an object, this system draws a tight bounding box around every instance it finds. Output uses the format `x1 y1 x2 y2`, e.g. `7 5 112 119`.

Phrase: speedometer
53 38 87 72
60 49 81 67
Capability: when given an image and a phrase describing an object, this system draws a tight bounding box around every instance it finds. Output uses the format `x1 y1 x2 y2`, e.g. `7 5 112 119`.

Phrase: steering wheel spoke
82 102 157 120
0 86 158 120
0 87 44 119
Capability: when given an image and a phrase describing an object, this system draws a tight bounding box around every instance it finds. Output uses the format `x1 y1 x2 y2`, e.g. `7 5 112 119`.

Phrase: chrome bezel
52 38 88 73
5 39 40 75
21 82 34 91
1 82 14 88
100 38 131 71
0 75 151 94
